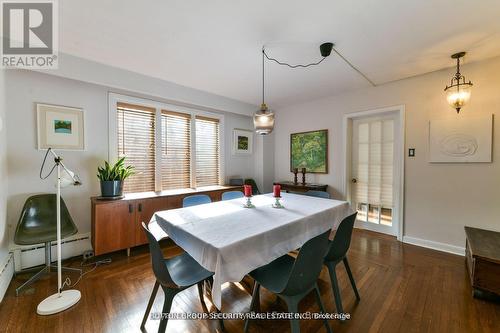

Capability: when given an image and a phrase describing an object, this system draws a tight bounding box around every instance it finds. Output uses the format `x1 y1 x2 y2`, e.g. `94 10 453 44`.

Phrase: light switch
408 148 415 157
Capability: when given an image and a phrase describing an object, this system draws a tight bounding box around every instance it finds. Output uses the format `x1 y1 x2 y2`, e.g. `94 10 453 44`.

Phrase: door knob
351 178 357 183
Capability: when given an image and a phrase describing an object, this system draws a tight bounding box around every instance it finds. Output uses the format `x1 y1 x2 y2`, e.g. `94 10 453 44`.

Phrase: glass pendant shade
445 83 472 113
444 52 473 113
253 103 274 135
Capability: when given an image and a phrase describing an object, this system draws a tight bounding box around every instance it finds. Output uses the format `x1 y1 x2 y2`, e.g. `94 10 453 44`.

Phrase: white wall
274 56 500 250
0 70 8 264
4 69 262 247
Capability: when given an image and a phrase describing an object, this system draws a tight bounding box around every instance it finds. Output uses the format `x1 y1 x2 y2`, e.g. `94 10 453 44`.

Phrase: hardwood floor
1 229 498 333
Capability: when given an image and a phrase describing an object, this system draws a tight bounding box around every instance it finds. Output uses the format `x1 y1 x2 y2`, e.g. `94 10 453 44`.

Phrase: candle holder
301 168 306 185
243 196 255 208
272 197 284 209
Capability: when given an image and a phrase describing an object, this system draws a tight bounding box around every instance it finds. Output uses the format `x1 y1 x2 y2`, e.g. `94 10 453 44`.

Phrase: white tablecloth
153 192 352 309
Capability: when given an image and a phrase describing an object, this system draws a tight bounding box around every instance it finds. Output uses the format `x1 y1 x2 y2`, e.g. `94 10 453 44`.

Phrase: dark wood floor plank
0 230 498 333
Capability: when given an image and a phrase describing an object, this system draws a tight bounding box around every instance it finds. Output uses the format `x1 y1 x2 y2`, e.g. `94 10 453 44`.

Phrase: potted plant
97 157 135 197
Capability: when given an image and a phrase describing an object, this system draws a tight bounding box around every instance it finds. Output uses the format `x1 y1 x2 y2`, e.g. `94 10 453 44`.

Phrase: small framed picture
37 103 85 150
233 129 253 154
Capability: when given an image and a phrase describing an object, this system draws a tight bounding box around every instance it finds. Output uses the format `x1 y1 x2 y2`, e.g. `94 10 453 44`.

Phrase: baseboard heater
10 232 92 272
0 253 14 302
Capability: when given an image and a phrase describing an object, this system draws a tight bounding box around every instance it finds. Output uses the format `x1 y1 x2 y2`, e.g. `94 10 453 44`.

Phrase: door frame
342 105 405 241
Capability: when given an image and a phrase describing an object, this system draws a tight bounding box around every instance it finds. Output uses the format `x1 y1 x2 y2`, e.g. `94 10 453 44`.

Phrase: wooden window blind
195 116 220 187
117 102 156 193
161 110 192 190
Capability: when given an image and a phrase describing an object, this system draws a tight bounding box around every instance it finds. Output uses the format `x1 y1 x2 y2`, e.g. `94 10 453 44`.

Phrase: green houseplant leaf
97 157 135 181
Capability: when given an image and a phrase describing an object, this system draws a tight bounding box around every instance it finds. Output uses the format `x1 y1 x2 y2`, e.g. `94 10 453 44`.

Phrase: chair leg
343 257 360 301
16 266 48 296
244 282 260 333
197 281 208 312
158 287 176 333
314 284 332 333
285 298 301 333
326 262 344 314
141 281 160 330
216 307 225 331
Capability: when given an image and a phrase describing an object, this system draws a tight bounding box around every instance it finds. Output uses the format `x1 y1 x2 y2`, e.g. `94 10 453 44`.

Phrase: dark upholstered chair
324 212 360 314
14 194 80 295
244 231 332 333
244 178 260 195
141 222 223 332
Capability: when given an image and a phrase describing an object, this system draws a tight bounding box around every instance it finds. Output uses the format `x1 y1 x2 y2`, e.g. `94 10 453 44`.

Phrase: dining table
153 192 352 309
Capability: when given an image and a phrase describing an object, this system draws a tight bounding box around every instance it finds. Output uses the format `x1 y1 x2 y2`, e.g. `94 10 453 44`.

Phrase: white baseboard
0 252 14 302
403 236 465 256
10 232 92 272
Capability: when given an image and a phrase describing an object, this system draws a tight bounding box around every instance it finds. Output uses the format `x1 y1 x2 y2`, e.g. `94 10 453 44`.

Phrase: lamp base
37 289 81 315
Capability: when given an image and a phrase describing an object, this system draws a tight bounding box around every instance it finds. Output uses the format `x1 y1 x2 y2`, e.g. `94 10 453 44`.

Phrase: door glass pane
368 204 380 224
381 207 393 226
356 203 368 221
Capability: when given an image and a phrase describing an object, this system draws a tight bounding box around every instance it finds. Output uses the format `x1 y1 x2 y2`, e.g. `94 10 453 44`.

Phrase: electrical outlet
83 250 94 260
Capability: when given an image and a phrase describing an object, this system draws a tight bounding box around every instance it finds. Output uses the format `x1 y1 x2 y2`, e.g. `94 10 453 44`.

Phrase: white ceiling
60 0 500 108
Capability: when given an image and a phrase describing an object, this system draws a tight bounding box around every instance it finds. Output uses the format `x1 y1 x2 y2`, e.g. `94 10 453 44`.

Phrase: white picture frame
429 113 493 163
37 103 85 150
233 128 253 154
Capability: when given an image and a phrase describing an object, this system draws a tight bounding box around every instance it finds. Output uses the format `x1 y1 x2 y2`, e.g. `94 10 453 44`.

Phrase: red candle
243 185 252 197
273 184 281 198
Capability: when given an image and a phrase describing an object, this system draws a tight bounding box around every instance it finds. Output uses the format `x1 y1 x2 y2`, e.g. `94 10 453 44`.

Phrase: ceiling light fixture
253 42 334 135
444 52 473 113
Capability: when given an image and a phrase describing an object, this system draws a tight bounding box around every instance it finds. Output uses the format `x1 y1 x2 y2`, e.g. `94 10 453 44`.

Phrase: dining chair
221 191 244 200
14 194 81 296
244 178 260 195
324 212 360 315
304 190 331 199
182 194 211 207
244 230 332 333
141 222 223 332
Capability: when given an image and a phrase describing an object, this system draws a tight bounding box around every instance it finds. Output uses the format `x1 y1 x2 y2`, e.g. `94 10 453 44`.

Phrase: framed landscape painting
290 129 328 173
233 129 253 154
37 103 85 150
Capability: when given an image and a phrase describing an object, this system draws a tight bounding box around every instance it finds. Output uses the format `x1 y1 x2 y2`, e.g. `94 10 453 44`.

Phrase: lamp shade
253 103 274 135
59 168 81 188
445 83 472 113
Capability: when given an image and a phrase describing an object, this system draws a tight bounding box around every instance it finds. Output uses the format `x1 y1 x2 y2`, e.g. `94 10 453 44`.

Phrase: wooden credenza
91 186 243 256
273 181 327 193
464 226 500 299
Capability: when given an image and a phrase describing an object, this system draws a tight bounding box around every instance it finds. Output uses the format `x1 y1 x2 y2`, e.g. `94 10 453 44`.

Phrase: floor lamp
37 148 82 315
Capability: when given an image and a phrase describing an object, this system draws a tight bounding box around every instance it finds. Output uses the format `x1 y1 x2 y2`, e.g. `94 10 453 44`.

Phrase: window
117 103 156 193
161 111 191 190
112 96 223 193
195 116 220 187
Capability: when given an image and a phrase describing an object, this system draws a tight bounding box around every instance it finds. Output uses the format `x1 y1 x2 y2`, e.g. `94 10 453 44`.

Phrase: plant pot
100 180 123 197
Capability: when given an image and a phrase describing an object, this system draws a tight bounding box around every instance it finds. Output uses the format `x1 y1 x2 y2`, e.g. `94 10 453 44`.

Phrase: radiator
10 232 92 272
0 252 14 302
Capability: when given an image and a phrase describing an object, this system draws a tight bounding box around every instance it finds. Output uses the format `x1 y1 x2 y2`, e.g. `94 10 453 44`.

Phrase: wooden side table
274 181 327 193
464 226 500 300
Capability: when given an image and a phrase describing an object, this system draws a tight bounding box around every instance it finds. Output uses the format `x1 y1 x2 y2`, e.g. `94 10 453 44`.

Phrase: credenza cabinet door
134 197 170 246
93 201 135 255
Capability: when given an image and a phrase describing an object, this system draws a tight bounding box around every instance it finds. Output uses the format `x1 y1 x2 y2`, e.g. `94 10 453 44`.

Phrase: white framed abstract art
429 113 493 163
37 103 85 150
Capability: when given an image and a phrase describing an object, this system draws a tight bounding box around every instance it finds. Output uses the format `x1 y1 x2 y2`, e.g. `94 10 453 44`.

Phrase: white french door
351 114 398 236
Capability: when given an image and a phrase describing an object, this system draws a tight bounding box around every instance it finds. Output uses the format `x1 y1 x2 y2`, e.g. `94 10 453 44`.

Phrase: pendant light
444 52 473 113
253 48 274 135
253 42 335 135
